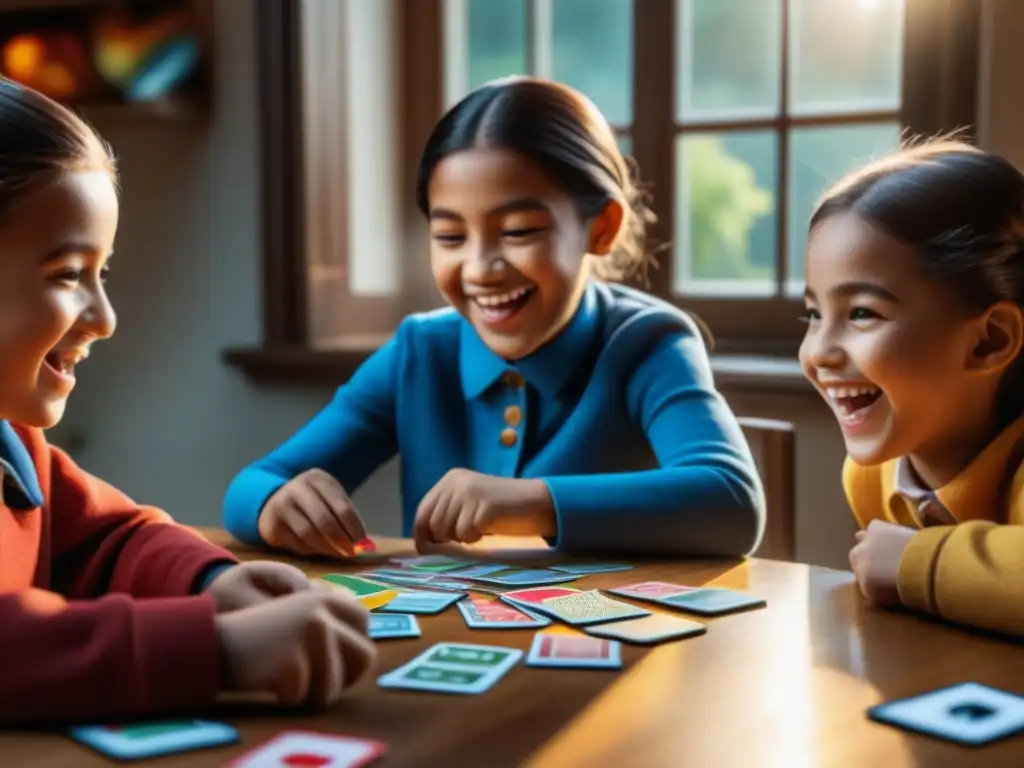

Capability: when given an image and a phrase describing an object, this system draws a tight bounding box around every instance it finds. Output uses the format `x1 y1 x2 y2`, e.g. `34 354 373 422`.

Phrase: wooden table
4 529 1024 767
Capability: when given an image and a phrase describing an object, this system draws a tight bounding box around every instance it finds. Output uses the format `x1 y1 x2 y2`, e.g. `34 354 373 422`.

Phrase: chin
11 398 68 429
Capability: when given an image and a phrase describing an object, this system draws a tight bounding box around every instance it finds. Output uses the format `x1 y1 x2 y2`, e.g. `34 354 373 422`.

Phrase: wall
52 0 1022 570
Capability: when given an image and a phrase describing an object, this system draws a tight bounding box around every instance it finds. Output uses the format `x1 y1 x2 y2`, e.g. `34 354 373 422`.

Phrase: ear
588 199 625 256
966 301 1024 375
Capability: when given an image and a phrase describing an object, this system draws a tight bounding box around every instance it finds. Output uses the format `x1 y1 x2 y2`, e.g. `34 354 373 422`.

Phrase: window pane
674 132 777 295
467 0 526 90
790 0 904 114
677 0 781 121
786 123 903 292
552 0 633 125
617 133 632 158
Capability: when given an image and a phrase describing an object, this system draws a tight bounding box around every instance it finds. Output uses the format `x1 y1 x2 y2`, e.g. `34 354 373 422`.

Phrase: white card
378 591 464 614
368 613 421 640
525 632 623 669
227 730 386 767
377 642 523 695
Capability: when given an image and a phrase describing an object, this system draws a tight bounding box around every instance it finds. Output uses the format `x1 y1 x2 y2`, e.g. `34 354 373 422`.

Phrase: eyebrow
429 197 551 221
41 242 104 263
804 281 900 303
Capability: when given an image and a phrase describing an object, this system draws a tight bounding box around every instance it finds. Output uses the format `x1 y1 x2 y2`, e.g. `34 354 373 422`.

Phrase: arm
898 522 1024 637
0 589 219 724
222 335 401 545
543 331 765 557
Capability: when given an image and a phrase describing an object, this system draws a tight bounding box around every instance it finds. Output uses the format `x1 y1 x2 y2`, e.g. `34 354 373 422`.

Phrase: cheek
858 324 966 397
430 249 461 293
0 289 75 365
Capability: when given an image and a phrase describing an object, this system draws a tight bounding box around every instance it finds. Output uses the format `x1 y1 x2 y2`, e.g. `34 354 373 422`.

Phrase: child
800 139 1024 638
0 79 375 723
224 77 765 558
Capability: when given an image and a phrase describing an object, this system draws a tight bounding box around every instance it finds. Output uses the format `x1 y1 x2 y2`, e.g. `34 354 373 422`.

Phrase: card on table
501 586 580 607
867 683 1024 747
69 720 239 760
525 632 622 669
457 595 551 629
391 555 475 572
606 581 698 601
368 613 421 640
227 730 387 767
584 613 707 645
377 642 523 694
472 568 579 587
655 588 766 616
378 590 464 614
446 563 511 579
362 568 438 583
550 563 634 575
319 574 392 597
524 590 651 626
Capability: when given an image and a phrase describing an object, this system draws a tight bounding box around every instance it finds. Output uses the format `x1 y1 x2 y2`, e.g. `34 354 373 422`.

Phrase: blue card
472 569 578 586
868 683 1024 747
379 590 464 614
448 563 511 578
369 612 422 639
655 588 766 616
69 720 239 760
550 563 634 575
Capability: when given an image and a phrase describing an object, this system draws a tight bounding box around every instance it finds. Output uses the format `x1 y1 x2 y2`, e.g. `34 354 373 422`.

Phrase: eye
100 264 111 283
798 307 820 324
51 268 83 285
431 232 465 246
849 306 882 322
503 227 546 240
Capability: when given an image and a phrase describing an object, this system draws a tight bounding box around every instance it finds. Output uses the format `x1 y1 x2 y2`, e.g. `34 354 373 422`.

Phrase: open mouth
470 286 536 327
43 349 85 383
825 385 883 427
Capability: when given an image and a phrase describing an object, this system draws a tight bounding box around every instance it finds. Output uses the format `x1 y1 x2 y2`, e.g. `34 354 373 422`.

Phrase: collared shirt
223 279 765 557
892 456 957 527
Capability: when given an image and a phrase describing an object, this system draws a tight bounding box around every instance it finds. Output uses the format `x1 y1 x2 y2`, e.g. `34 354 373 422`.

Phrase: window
225 0 979 384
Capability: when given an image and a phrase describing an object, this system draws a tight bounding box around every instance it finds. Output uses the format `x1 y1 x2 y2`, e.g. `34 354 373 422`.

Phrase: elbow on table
686 470 766 559
221 468 276 547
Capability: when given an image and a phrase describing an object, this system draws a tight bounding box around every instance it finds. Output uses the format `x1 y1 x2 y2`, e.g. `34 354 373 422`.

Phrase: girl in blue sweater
224 77 765 558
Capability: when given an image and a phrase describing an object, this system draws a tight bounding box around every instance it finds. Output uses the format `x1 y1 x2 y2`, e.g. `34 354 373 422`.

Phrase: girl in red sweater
0 79 375 723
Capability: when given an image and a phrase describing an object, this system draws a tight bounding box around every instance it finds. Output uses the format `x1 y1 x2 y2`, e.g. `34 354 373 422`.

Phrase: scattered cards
867 683 1024 747
500 586 580 606
320 574 392 597
471 568 579 587
379 590 464 615
550 563 634 575
392 555 474 572
607 582 766 616
525 632 622 669
512 589 650 626
458 595 551 629
69 720 239 760
368 613 421 640
607 581 698 600
447 563 510 578
227 730 386 767
378 642 522 694
584 613 706 645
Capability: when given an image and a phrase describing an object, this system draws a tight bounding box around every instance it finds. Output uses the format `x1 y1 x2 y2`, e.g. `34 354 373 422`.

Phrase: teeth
825 386 880 400
474 287 531 307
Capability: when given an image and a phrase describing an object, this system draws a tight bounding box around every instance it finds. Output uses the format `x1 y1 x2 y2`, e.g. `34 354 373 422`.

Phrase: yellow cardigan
843 416 1024 637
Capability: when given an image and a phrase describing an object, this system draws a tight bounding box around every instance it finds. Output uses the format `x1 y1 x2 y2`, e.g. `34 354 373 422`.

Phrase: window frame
224 0 980 383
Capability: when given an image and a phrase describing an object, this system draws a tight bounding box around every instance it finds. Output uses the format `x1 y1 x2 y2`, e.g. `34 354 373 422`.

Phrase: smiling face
0 170 119 427
427 148 619 360
798 213 1011 482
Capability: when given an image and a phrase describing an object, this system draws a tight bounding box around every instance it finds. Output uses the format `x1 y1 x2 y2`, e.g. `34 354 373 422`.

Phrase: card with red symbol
227 730 386 767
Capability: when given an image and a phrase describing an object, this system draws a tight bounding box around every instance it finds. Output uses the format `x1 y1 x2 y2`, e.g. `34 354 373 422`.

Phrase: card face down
549 563 634 575
227 730 387 767
472 568 579 587
519 589 650 626
606 581 698 600
457 596 551 629
525 632 623 669
379 591 464 614
368 613 422 640
867 682 1024 747
655 588 766 616
377 642 523 695
584 613 707 644
69 720 239 760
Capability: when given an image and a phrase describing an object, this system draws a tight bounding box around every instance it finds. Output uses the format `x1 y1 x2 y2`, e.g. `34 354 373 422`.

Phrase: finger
249 563 314 596
321 591 372 634
274 650 310 708
307 472 365 552
289 484 346 557
304 609 341 709
854 530 865 543
430 489 458 544
334 621 378 691
455 502 484 543
269 517 318 558
414 483 443 545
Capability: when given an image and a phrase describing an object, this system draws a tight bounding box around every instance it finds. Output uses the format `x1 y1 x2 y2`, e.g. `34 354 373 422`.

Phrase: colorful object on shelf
1 31 99 101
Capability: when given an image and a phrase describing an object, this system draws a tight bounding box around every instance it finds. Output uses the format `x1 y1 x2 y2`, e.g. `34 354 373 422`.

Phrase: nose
463 235 506 281
79 284 117 340
800 324 846 372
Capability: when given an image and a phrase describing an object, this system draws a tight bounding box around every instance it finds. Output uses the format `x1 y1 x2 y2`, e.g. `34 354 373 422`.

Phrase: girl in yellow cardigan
800 140 1024 638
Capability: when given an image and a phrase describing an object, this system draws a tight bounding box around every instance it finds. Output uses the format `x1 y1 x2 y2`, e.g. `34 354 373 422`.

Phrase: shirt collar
0 421 43 509
886 416 1024 524
459 280 601 400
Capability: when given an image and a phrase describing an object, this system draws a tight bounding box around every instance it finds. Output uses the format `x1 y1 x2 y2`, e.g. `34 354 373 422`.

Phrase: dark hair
0 77 116 220
415 76 655 283
810 138 1024 424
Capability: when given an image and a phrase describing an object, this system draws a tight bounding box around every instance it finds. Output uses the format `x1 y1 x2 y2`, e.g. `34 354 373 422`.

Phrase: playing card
368 613 421 640
528 590 651 626
550 563 634 575
867 683 1024 747
392 555 474 572
377 642 522 694
69 720 239 760
227 730 387 767
501 586 580 607
525 632 622 669
378 590 464 614
447 563 511 578
472 568 579 586
584 613 707 644
362 568 437 583
457 596 551 629
655 588 766 616
319 574 392 597
606 581 697 600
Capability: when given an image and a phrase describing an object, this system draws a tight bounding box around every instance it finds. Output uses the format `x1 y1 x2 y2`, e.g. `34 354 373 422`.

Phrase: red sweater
0 423 239 724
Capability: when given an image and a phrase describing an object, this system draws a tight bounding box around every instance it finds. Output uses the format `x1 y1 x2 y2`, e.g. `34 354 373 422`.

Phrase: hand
849 519 918 608
257 469 367 557
206 561 313 613
413 469 556 549
216 585 376 708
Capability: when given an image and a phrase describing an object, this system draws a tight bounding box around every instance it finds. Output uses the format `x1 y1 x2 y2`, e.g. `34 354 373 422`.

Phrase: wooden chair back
738 417 796 562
